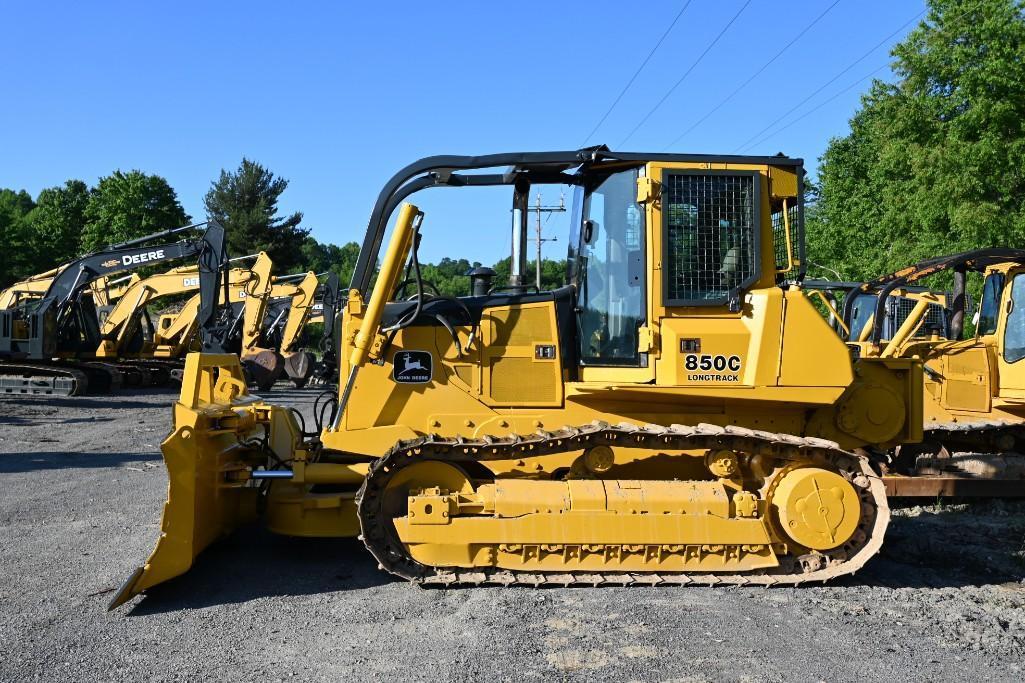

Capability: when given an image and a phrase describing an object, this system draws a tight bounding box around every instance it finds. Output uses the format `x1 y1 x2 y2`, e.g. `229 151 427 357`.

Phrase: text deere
123 249 166 266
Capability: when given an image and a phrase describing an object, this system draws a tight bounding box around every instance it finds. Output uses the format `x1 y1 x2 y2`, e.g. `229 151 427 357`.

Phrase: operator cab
351 149 806 396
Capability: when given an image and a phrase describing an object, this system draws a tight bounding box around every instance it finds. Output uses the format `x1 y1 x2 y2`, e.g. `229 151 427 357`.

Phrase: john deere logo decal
393 350 432 384
101 259 119 268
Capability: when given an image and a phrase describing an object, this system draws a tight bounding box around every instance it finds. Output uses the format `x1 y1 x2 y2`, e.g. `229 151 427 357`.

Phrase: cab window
847 293 877 340
1003 273 1025 362
978 273 1005 336
663 171 758 306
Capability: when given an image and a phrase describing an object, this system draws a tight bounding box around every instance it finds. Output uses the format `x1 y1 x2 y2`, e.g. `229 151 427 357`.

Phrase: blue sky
0 1 926 266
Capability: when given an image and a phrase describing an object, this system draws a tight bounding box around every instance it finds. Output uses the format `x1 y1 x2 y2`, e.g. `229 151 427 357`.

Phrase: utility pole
529 191 566 290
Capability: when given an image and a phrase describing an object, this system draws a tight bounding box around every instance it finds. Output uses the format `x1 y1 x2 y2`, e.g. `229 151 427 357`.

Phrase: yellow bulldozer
834 250 1025 497
111 149 924 609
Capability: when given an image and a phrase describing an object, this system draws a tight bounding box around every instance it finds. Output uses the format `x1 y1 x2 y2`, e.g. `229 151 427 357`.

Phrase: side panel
940 345 992 412
656 291 783 387
480 302 563 407
778 289 855 388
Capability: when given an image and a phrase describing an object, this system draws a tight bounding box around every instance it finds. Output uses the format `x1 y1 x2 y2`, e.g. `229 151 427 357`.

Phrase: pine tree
204 158 309 271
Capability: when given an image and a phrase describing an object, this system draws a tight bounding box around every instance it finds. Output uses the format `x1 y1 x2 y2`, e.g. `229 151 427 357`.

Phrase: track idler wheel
241 350 284 391
772 467 861 551
283 351 315 388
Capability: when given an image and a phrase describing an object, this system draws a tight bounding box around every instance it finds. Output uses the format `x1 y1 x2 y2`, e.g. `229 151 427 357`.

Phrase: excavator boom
1 222 227 395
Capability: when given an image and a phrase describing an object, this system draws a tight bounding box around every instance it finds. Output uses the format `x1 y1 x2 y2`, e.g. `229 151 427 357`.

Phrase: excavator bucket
109 354 262 609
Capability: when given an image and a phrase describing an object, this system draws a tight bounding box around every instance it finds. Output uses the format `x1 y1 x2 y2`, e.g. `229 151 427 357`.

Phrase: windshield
847 292 877 340
575 168 645 366
978 272 1005 336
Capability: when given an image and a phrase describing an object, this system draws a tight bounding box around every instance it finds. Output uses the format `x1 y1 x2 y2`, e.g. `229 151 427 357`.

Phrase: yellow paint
270 271 318 354
857 262 1025 430
122 158 920 602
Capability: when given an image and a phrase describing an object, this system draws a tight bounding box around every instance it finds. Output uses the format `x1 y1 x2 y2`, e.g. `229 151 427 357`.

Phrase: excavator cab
112 149 923 609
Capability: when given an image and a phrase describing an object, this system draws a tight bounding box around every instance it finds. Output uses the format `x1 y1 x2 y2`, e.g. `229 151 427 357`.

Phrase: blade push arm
331 202 421 430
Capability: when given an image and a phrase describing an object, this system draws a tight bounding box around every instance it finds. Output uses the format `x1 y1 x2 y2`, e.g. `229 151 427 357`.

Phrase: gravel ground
2 387 1024 682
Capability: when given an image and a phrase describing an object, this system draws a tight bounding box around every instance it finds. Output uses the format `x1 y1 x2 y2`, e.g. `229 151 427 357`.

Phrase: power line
738 62 890 153
662 0 843 151
730 8 926 153
580 1 695 146
617 0 753 149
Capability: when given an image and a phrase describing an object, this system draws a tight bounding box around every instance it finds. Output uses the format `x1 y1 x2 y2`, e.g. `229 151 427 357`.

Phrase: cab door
574 167 654 384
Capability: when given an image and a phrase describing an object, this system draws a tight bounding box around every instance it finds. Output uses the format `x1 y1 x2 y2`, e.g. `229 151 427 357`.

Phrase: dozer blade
109 353 261 610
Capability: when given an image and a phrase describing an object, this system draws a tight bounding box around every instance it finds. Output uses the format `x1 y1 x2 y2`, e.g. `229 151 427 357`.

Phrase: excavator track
73 362 123 393
356 421 889 587
117 359 178 386
0 362 88 396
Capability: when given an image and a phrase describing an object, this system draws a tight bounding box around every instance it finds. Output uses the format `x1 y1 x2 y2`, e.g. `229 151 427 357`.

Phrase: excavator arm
1 222 227 359
267 271 319 386
96 266 204 358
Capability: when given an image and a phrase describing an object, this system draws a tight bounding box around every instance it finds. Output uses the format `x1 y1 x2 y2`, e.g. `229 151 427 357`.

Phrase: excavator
309 271 341 386
836 250 1025 497
92 254 273 380
1 268 139 314
262 271 320 387
124 252 282 389
111 149 923 609
0 222 226 396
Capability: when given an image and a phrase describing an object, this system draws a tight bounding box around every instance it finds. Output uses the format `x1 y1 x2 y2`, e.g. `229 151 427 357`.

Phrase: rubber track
355 421 889 587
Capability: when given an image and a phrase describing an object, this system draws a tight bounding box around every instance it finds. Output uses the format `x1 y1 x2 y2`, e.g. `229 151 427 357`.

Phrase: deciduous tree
80 170 190 252
808 0 1025 281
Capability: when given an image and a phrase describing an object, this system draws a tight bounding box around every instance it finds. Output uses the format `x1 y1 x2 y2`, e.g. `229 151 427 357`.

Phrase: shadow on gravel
0 415 115 427
127 527 396 615
0 396 171 410
122 505 1025 612
839 503 1025 589
0 450 161 472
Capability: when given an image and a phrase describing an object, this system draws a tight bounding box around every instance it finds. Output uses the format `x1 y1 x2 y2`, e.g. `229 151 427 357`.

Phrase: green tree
80 170 190 252
808 0 1025 282
204 158 308 271
300 237 360 284
25 180 90 267
417 257 476 296
492 256 567 293
0 189 37 286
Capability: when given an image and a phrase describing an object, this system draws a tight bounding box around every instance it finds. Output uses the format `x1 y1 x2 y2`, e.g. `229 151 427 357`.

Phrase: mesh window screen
771 201 800 272
892 297 947 338
665 173 757 304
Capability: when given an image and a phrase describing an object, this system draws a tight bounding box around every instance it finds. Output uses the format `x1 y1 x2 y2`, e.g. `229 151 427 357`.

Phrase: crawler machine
112 149 922 608
0 223 226 395
841 250 1025 497
805 279 957 342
